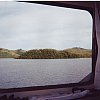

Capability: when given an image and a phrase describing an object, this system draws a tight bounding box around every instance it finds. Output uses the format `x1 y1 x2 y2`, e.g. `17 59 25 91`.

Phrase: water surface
0 58 91 88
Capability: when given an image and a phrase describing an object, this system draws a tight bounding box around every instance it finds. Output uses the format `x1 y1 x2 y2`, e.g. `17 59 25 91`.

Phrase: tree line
17 48 92 59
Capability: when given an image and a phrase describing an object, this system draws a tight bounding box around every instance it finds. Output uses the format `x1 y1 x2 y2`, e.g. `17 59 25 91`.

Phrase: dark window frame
0 1 97 93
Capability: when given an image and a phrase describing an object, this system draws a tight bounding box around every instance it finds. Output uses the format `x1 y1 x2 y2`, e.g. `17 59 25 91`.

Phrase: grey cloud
0 1 92 50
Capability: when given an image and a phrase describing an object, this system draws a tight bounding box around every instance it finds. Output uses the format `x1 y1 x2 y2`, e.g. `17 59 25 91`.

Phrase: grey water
0 58 91 89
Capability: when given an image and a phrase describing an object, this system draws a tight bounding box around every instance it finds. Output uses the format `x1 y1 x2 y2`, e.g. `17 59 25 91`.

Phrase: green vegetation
13 49 26 55
0 47 92 59
18 47 92 59
0 48 25 58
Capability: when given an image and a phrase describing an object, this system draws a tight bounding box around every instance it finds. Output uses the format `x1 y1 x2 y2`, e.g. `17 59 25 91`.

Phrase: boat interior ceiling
0 1 100 100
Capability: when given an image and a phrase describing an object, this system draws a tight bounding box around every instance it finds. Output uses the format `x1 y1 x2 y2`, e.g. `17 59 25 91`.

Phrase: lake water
0 58 91 89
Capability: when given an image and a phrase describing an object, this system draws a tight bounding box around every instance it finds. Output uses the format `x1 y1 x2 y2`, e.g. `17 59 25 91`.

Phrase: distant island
0 47 92 59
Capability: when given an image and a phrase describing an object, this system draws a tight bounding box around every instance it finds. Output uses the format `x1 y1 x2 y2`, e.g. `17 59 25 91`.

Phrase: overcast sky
0 1 92 50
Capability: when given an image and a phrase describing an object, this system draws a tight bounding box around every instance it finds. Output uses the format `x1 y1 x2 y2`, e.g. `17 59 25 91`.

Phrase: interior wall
94 2 100 89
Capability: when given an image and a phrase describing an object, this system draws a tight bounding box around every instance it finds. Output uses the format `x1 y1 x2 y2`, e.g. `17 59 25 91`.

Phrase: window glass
0 2 92 88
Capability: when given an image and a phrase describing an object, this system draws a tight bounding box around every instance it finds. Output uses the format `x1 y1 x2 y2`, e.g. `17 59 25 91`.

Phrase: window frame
0 1 97 93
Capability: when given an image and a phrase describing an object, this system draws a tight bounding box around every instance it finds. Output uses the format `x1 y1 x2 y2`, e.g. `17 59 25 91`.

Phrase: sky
0 1 92 50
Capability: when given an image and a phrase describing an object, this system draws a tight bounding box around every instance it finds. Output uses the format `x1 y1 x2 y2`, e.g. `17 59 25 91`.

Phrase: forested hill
18 47 92 59
0 47 91 59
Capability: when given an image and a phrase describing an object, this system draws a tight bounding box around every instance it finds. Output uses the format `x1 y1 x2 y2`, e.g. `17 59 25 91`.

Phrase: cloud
0 1 92 50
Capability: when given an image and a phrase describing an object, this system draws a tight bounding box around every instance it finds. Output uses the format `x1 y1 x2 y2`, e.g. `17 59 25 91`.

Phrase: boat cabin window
0 2 92 89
